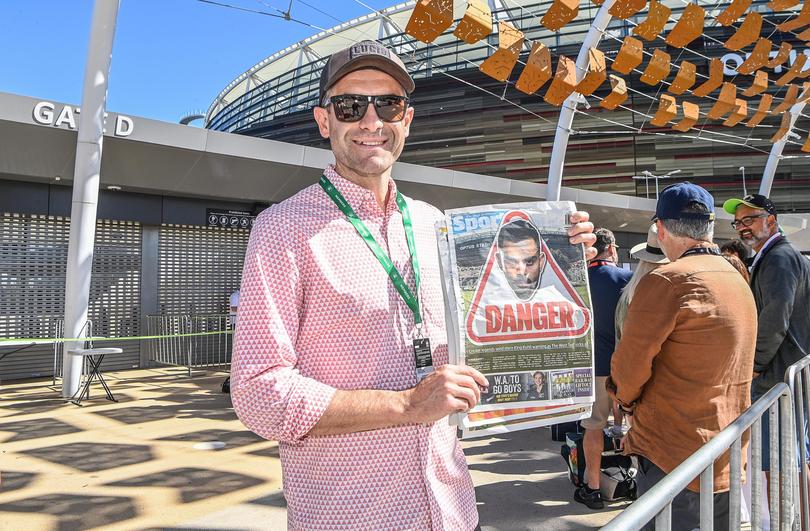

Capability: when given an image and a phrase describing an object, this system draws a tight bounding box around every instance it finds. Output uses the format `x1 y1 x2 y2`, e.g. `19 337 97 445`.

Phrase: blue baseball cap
652 182 716 221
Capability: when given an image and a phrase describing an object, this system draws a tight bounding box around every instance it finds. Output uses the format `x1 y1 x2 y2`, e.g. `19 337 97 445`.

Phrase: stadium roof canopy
204 0 607 130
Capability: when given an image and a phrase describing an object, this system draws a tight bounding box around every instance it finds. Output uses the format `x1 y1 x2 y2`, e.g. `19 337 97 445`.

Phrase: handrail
785 356 810 531
603 383 793 530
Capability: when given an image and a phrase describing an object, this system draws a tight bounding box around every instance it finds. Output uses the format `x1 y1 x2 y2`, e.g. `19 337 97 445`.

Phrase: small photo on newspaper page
442 202 595 421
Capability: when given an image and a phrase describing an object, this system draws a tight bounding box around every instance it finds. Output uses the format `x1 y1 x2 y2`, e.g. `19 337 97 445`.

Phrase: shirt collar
751 232 781 270
323 164 399 214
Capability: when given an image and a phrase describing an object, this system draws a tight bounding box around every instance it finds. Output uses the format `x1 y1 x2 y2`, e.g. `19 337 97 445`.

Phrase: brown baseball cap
318 40 415 104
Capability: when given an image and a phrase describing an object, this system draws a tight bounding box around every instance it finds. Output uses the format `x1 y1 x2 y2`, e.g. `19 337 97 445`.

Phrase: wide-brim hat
630 224 670 264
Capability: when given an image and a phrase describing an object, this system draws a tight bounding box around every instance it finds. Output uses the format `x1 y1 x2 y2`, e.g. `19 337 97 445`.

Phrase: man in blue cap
723 193 810 487
608 182 757 530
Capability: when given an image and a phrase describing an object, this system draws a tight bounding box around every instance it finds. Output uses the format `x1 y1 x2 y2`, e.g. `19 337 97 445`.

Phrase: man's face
499 238 546 300
734 204 776 250
313 69 414 180
533 373 544 388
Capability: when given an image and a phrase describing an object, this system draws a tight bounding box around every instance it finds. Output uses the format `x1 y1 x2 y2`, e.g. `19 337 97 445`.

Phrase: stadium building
2 0 809 382
206 0 810 211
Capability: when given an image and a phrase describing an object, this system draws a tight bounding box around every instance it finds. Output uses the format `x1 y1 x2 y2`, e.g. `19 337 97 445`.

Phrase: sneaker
574 485 605 510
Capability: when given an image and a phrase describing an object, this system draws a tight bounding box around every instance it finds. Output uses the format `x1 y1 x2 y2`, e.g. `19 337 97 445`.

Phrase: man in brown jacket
608 182 757 530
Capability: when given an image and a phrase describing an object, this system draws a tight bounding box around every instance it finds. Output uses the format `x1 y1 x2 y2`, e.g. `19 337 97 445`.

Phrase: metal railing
603 383 797 531
786 356 810 531
145 314 233 376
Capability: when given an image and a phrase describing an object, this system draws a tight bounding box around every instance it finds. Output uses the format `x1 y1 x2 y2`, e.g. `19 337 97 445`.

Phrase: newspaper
437 201 595 438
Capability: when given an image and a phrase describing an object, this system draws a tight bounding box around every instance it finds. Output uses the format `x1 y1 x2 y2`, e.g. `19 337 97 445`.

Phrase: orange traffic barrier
640 48 671 85
650 94 678 126
747 94 773 127
777 1 810 31
768 42 792 69
634 0 670 40
724 12 762 51
612 36 644 74
405 0 454 44
775 54 808 85
771 112 791 142
479 21 525 82
693 58 724 97
542 0 580 31
544 55 578 106
707 82 738 119
600 75 629 110
717 0 752 26
576 48 607 95
609 0 647 19
666 3 705 48
454 0 493 44
669 61 697 94
737 38 772 75
515 42 553 94
772 83 800 114
673 101 700 131
723 99 748 126
742 70 769 97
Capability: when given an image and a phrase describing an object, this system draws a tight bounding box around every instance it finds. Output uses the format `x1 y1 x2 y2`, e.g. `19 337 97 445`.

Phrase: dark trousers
637 456 730 531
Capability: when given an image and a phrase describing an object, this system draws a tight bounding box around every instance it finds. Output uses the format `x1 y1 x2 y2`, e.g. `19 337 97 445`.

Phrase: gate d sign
32 101 134 137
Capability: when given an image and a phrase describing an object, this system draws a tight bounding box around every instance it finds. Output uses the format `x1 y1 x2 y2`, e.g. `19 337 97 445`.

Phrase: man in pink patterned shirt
231 40 597 530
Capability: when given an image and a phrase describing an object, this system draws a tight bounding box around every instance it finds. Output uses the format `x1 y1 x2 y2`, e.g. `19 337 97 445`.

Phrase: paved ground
0 368 628 530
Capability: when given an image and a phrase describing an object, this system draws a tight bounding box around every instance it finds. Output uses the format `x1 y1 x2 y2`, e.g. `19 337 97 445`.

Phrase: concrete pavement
0 368 628 530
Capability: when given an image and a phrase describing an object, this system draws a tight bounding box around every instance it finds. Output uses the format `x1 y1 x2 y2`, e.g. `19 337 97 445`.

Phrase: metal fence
145 314 233 376
602 383 797 531
786 356 810 531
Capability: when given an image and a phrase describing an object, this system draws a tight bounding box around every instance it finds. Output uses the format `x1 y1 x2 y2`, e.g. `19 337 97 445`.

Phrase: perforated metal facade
157 224 249 316
0 214 141 380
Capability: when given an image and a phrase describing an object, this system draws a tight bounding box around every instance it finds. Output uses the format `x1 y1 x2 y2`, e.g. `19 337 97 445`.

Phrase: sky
0 0 396 124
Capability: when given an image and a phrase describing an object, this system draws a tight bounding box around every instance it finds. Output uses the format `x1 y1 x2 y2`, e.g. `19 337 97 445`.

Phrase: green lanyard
319 174 422 325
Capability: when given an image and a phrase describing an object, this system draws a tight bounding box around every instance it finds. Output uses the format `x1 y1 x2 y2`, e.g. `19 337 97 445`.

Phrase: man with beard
497 218 546 300
724 193 810 479
228 40 597 530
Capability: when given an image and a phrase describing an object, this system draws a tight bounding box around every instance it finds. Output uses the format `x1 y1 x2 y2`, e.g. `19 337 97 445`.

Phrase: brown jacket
610 254 757 492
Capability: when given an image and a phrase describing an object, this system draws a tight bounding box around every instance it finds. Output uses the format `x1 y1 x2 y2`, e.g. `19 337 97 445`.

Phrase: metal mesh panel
146 314 233 373
158 224 248 315
0 213 141 381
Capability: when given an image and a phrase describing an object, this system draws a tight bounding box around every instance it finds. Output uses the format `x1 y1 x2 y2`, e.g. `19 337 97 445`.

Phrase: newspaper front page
437 202 595 438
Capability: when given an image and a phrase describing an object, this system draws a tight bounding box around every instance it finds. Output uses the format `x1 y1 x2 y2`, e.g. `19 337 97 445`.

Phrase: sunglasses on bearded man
322 94 410 123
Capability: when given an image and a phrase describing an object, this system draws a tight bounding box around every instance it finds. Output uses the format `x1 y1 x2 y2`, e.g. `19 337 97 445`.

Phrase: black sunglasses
323 94 410 123
731 213 768 229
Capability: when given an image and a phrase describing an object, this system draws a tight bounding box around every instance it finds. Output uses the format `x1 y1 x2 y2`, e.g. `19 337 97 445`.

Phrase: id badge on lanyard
320 174 434 382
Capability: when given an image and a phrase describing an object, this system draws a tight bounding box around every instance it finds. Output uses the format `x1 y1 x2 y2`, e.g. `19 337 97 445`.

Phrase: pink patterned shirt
231 165 478 530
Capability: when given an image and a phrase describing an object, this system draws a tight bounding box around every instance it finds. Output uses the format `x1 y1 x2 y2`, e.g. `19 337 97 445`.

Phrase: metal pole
761 100 808 197
62 0 121 399
545 0 616 201
700 465 714 531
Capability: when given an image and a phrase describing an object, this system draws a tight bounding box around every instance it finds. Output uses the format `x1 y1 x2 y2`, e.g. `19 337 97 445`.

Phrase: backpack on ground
551 420 581 442
560 431 637 501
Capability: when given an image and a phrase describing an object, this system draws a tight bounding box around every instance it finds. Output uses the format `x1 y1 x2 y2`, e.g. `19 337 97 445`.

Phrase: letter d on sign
115 115 133 137
485 305 502 334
